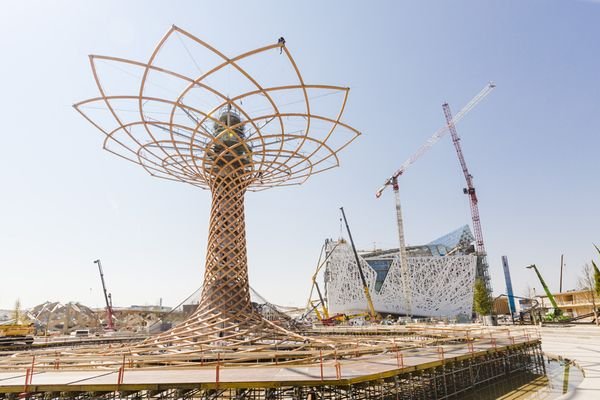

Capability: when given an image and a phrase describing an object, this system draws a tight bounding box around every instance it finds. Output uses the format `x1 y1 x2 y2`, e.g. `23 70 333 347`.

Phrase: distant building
492 296 510 315
129 305 172 312
325 225 478 319
539 289 599 318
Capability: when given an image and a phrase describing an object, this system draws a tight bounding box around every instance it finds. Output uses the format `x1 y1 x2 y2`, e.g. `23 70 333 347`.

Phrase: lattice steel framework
70 25 360 363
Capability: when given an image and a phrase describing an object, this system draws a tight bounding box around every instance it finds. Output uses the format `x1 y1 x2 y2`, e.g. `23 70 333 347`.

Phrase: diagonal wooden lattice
37 25 363 365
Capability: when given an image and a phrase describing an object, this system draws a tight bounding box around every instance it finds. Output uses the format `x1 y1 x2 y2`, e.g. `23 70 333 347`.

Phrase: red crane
442 99 493 290
93 259 115 331
442 102 485 254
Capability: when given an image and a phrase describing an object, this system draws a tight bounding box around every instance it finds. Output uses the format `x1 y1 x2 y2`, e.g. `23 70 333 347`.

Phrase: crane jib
375 82 495 198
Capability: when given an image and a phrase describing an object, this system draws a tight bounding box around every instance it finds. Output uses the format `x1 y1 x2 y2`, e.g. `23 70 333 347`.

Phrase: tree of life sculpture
73 25 360 355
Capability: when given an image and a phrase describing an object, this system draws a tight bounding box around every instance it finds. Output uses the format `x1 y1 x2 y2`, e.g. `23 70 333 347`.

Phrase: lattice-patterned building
325 225 478 319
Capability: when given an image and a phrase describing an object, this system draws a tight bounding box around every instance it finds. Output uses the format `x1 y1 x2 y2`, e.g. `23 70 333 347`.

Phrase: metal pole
93 259 114 330
392 178 412 318
339 208 369 292
339 207 377 319
560 254 564 293
501 256 516 324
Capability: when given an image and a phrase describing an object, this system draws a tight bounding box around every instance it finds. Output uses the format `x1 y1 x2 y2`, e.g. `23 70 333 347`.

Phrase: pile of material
114 310 163 333
27 301 100 334
250 287 301 325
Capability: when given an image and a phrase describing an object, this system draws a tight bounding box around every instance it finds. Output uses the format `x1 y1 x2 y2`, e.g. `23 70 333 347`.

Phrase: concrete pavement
540 325 600 399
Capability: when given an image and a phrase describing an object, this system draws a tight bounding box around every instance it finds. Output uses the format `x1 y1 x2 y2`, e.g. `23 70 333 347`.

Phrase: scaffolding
0 327 545 400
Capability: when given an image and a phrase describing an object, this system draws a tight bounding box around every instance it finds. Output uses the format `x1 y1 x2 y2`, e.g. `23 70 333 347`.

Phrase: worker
277 37 285 54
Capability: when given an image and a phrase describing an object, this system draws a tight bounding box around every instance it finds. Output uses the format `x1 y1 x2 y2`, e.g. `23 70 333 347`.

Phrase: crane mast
526 264 562 318
442 102 492 292
93 259 115 331
442 103 485 254
339 207 378 320
392 177 412 317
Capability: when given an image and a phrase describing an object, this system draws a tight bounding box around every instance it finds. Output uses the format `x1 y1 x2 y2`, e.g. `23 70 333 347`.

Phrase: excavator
526 264 564 321
0 324 34 346
0 302 34 346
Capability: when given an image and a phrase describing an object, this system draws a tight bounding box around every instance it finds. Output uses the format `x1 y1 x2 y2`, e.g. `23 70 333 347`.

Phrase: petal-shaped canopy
74 25 360 191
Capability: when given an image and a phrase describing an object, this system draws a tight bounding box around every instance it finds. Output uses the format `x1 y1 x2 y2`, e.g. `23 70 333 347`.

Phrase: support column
199 172 253 317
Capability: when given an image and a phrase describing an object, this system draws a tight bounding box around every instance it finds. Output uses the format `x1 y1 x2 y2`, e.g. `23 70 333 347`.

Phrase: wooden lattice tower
70 25 360 358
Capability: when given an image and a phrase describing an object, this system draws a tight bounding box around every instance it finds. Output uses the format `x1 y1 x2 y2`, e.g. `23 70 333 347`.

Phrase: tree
593 244 600 298
578 263 599 326
593 260 600 297
473 277 492 316
12 299 21 324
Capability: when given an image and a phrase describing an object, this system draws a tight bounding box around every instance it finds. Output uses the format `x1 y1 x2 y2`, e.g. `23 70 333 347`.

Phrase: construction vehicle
320 313 346 326
0 323 34 346
375 83 496 317
339 207 379 320
93 259 115 331
302 238 373 326
320 312 371 326
308 301 327 321
526 264 563 320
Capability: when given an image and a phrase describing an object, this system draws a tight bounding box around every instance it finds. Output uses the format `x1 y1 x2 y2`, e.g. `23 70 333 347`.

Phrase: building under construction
325 226 479 319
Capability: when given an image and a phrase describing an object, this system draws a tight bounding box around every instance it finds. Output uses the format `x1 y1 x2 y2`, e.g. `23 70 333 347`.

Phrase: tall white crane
375 82 495 317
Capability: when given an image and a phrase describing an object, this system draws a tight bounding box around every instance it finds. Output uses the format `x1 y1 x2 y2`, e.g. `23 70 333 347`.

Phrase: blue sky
0 0 599 310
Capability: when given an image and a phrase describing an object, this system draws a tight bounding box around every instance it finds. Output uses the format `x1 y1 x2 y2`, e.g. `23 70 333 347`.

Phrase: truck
0 323 34 346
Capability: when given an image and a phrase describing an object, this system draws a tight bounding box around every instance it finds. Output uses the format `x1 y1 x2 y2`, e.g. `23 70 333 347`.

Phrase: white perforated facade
324 242 477 318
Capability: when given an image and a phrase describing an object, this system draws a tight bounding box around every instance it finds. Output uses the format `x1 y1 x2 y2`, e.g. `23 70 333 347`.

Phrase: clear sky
0 0 599 310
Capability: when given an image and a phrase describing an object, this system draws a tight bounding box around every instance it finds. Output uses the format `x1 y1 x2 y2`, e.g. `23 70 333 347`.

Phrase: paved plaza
540 326 600 399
